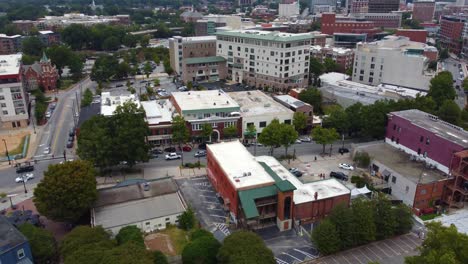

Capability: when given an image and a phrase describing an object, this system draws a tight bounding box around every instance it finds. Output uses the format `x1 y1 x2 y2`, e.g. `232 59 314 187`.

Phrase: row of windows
192 121 236 131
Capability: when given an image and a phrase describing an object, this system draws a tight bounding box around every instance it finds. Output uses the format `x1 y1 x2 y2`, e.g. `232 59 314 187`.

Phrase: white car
165 153 181 160
15 173 34 183
45 111 51 118
295 139 302 144
43 147 51 155
300 137 312 142
339 163 354 170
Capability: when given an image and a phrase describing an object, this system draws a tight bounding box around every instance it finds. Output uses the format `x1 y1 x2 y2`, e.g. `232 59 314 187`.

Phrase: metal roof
0 215 29 255
259 162 296 192
185 56 226 65
238 185 278 219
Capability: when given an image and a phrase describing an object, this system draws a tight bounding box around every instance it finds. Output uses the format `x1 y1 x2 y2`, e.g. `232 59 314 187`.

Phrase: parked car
165 152 181 160
164 147 176 152
151 149 163 154
243 142 252 147
295 139 302 144
289 168 303 177
15 173 34 183
198 143 207 150
45 111 51 118
330 171 348 181
116 84 124 87
300 137 312 142
194 150 206 157
339 163 354 170
69 128 75 137
150 154 158 159
179 145 192 152
43 147 51 155
66 140 74 148
50 103 56 110
16 165 34 174
178 86 188 91
338 147 349 154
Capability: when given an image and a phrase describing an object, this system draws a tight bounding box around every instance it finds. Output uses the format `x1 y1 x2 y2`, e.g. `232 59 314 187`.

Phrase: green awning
259 162 296 192
238 185 278 219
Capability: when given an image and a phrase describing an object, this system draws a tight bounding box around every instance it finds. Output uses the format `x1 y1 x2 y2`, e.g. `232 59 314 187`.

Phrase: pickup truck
165 153 181 160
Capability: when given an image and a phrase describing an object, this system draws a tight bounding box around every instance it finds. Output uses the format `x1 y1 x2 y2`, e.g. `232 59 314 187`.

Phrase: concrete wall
106 213 182 235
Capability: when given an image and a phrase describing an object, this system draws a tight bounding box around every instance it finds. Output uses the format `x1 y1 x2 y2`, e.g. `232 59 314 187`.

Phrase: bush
311 219 341 255
182 236 220 264
178 208 196 230
153 250 168 264
190 229 212 241
353 151 371 168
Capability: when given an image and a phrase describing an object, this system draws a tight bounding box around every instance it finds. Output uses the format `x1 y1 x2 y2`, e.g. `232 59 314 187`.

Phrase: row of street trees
312 196 413 255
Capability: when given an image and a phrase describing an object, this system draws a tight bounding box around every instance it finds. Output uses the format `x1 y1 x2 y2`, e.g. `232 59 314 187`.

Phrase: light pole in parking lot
2 139 10 165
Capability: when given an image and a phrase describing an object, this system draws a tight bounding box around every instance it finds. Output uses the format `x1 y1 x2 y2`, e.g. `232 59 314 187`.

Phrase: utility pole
2 139 10 165
63 150 66 162
22 176 28 194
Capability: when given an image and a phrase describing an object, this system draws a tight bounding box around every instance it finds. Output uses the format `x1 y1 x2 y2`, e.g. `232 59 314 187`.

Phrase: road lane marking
281 252 301 262
293 248 315 259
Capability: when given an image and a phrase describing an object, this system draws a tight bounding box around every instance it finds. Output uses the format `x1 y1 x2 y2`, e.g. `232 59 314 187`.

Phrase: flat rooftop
93 192 185 230
0 54 21 76
216 30 312 42
171 35 216 42
141 100 174 125
274 94 310 110
228 91 293 117
389 109 468 147
255 156 350 204
207 141 275 190
171 90 239 113
101 91 140 116
357 143 448 184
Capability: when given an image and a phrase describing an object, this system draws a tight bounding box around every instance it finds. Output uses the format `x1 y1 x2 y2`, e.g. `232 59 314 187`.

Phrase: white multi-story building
216 30 312 92
279 2 300 18
352 36 438 91
0 54 29 130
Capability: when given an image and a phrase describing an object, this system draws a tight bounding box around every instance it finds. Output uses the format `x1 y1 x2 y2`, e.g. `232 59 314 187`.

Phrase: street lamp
2 139 10 165
21 175 28 194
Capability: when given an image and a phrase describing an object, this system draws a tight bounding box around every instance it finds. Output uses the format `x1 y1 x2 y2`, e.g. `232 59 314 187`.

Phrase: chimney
314 192 318 200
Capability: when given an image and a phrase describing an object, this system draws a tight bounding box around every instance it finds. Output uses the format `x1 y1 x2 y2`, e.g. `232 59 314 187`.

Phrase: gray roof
180 11 203 18
93 192 186 229
23 62 42 74
0 215 28 255
389 109 468 148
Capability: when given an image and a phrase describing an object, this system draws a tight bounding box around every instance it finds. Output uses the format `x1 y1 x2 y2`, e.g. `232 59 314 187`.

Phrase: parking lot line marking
207 208 224 211
197 189 215 192
281 252 302 262
373 242 393 258
387 238 408 253
199 194 215 197
338 255 353 264
209 214 227 218
397 236 415 249
362 245 382 260
293 248 315 259
357 248 374 262
405 235 422 247
348 252 364 264
202 201 220 204
275 257 289 264
383 240 401 255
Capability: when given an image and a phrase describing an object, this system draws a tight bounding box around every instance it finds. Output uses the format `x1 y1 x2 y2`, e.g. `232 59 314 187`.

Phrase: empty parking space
311 233 422 264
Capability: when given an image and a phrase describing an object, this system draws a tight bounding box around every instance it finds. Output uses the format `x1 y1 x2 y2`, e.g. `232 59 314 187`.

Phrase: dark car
198 143 207 150
151 149 163 154
16 165 34 174
66 140 74 148
330 171 348 181
338 147 349 154
164 147 177 152
69 128 75 137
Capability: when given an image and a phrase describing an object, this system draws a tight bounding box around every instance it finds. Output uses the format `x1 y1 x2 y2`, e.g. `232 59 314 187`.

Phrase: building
180 11 203 23
206 141 350 230
37 30 60 46
352 36 437 91
142 100 174 146
310 45 354 72
310 0 338 14
279 2 300 18
195 14 244 36
0 54 29 129
349 0 369 14
439 15 467 55
182 56 227 83
274 95 315 128
443 150 468 211
412 1 435 23
321 13 381 38
11 20 35 34
395 29 428 43
355 142 448 211
170 90 242 141
100 91 140 116
216 30 312 92
354 13 402 29
91 178 186 235
239 0 254 5
367 0 399 13
34 13 131 30
310 31 328 46
228 90 294 138
22 53 59 92
168 36 217 78
0 35 23 55
385 109 468 174
0 215 33 263
333 33 367 48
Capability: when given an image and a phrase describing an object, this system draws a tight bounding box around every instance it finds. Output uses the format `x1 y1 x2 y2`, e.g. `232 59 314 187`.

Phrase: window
224 121 236 127
420 136 423 142
146 222 150 225
165 217 170 221
247 122 254 127
370 64 375 69
284 119 291 125
391 136 394 142
228 45 232 50
0 95 4 100
406 186 409 193
420 189 427 195
237 47 240 51
192 124 202 131
426 137 430 145
2 111 7 115
218 44 222 48
259 121 267 128
17 249 25 259
0 103 5 107
369 77 373 83
391 176 396 183
359 76 363 81
212 122 217 128
198 70 203 74
393 124 396 130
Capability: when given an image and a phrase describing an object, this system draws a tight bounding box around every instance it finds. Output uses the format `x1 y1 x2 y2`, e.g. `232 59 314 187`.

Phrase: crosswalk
214 222 231 236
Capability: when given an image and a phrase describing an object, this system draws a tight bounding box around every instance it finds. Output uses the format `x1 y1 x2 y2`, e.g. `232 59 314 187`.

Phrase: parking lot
176 176 232 240
309 233 422 264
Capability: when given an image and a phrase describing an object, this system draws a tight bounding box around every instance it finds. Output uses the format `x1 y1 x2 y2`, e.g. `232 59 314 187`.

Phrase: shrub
353 151 371 168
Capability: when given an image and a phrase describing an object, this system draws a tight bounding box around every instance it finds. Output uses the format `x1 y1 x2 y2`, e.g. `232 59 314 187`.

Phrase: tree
77 115 115 168
258 119 282 156
324 106 349 134
116 62 131 80
178 208 196 230
309 57 324 84
22 37 45 56
278 124 298 156
463 77 468 92
323 58 339 73
374 194 397 240
140 35 150 48
392 204 413 235
428 71 456 108
61 24 91 50
122 34 138 48
438 99 461 125
143 61 152 78
223 125 238 141
405 222 468 264
190 229 213 241
293 112 307 133
182 235 221 264
311 127 340 154
19 223 58 264
154 78 160 86
351 198 376 245
116 226 144 248
46 45 73 76
33 160 97 223
68 54 84 81
311 219 341 255
353 151 371 168
153 251 168 264
171 116 190 164
82 88 93 107
61 226 114 259
299 88 322 114
328 203 355 250
91 55 119 83
439 48 449 60
217 231 275 264
245 124 257 139
201 123 213 143
100 242 153 264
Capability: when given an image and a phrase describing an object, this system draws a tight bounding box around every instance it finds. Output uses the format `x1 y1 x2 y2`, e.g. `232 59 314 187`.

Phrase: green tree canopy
245 124 257 139
258 119 282 155
463 77 468 92
223 125 238 140
100 242 153 264
116 226 144 248
19 223 58 264
374 194 397 240
61 24 91 50
143 61 152 78
392 204 413 235
324 106 349 134
323 57 339 73
311 126 340 154
182 235 221 264
351 198 376 245
278 123 298 155
46 45 73 76
217 231 275 264
178 208 196 231
428 71 456 108
293 112 307 133
81 88 93 107
328 203 355 250
201 123 213 142
309 57 324 84
33 160 97 223
60 226 114 259
438 99 461 125
311 219 341 255
299 88 322 114
22 36 45 56
91 55 119 83
153 250 168 264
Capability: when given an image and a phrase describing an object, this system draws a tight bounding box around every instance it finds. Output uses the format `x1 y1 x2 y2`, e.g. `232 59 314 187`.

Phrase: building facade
170 90 242 141
181 56 227 83
274 95 315 128
443 150 468 211
142 100 174 146
310 45 354 72
395 29 428 43
367 0 399 13
439 15 467 55
0 215 34 263
412 1 435 23
355 13 402 29
352 36 437 91
216 30 311 92
22 53 59 92
349 0 369 14
279 2 300 18
0 54 29 130
321 13 381 38
0 35 23 55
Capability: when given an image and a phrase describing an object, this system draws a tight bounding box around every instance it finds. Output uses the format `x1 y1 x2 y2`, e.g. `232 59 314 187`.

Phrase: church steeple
40 52 49 63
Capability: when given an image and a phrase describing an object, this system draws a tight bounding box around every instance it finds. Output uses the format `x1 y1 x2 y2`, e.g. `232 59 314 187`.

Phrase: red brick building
310 45 354 72
22 53 59 92
412 1 435 23
439 15 466 55
321 13 381 38
396 29 428 43
443 150 468 212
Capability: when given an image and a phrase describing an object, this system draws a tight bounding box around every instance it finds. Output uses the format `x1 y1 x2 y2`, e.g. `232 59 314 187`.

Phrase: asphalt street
441 58 466 109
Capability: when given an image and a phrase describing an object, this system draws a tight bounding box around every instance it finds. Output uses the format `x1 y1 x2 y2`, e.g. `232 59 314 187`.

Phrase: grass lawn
420 213 439 221
9 135 29 156
159 226 189 255
59 78 77 90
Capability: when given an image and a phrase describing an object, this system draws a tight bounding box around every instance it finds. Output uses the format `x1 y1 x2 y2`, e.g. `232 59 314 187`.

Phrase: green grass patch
59 78 77 90
420 213 439 221
159 226 189 255
9 135 29 156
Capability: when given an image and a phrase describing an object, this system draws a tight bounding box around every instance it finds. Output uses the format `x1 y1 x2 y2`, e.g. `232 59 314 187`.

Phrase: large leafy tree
33 161 97 223
438 99 461 125
46 45 73 77
217 231 275 264
311 219 340 255
116 226 145 248
258 119 282 156
245 124 257 139
91 55 119 83
293 112 307 133
345 102 363 136
100 242 153 264
309 57 324 85
182 235 221 264
278 123 298 156
61 24 91 50
351 198 376 245
19 223 58 264
77 115 115 168
22 37 45 57
328 203 355 250
299 88 322 114
311 126 340 154
428 71 456 108
374 194 397 240
223 125 238 141
171 115 190 164
405 222 468 264
323 57 339 73
201 123 213 142
392 204 413 235
324 106 349 134
178 208 196 231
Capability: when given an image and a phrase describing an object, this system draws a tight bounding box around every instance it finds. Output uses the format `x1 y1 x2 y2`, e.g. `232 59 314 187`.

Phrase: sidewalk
0 183 37 211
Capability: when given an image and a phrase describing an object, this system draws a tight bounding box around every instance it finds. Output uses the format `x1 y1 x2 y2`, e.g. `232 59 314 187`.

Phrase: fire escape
445 151 468 210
